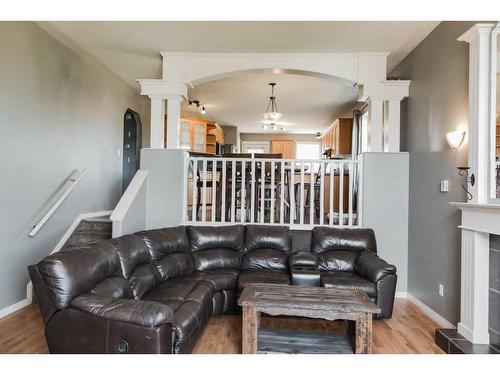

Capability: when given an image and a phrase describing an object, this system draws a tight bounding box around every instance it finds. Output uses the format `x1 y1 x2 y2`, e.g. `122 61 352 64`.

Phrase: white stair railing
184 156 361 228
29 169 86 237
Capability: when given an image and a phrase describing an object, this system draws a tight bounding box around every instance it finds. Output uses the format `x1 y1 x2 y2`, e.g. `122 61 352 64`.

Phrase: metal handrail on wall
28 169 86 237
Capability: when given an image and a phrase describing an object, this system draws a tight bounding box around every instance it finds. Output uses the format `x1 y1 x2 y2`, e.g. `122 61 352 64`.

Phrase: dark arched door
122 108 142 193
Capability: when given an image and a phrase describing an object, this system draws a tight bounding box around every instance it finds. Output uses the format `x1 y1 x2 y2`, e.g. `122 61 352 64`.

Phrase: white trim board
406 293 455 329
0 299 30 319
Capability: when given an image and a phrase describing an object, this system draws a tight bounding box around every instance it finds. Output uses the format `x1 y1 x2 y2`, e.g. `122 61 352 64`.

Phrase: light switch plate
440 180 449 192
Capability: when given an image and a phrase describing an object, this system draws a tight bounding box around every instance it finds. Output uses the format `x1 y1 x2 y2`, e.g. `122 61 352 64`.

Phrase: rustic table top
238 283 380 316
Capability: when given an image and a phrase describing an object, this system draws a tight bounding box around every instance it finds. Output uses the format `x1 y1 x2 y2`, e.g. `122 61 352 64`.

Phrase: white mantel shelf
450 201 496 344
450 201 500 236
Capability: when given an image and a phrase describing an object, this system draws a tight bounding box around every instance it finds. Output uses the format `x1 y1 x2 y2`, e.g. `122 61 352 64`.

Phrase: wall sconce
446 130 466 149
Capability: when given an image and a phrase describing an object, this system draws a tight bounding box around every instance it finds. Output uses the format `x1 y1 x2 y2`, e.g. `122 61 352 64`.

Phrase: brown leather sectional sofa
28 225 397 354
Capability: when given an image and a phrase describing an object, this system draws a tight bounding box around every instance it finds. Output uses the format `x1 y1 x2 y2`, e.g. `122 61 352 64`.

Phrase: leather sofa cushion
245 225 291 253
142 276 214 348
317 250 358 272
242 248 289 271
127 263 160 299
321 271 377 298
289 251 318 267
90 276 134 299
136 226 191 257
111 234 153 279
155 253 195 281
37 241 121 310
191 248 242 271
189 269 239 292
187 225 244 252
71 294 175 328
237 270 290 291
312 227 377 254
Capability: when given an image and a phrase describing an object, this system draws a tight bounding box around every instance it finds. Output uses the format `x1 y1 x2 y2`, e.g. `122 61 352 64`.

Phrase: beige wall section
389 21 473 324
0 22 149 310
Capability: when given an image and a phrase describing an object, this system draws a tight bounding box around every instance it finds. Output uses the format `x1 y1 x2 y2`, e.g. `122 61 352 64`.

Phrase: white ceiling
184 71 358 133
40 21 439 86
39 21 439 133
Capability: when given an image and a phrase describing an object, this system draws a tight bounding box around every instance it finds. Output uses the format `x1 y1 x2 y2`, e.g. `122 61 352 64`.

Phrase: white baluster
241 161 246 223
192 159 198 222
300 163 305 225
260 161 265 223
329 161 334 226
251 160 255 223
202 159 207 222
348 162 353 227
309 162 314 225
339 162 344 227
221 160 226 223
280 161 285 224
270 161 275 224
320 161 325 226
290 161 295 225
231 160 236 223
211 159 217 223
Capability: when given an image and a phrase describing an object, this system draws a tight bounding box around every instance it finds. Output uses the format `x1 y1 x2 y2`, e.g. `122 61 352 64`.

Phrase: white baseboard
395 291 408 298
406 293 455 328
0 299 30 319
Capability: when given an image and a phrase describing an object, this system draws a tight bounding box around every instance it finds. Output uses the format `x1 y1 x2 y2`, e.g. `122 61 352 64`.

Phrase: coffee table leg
242 305 259 354
355 312 372 354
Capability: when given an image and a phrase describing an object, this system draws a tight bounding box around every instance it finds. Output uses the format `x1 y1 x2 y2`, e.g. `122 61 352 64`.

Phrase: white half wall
361 152 409 293
110 170 148 237
141 148 187 230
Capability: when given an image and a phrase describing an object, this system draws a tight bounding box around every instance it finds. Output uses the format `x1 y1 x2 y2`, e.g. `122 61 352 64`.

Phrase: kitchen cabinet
271 139 296 159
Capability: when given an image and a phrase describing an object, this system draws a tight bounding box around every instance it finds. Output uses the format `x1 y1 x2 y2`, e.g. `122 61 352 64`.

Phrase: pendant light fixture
263 83 282 122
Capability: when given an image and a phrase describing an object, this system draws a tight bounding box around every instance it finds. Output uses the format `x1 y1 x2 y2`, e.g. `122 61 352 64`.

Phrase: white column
166 95 182 149
367 98 384 152
458 228 490 344
386 99 401 152
149 96 165 149
458 24 494 203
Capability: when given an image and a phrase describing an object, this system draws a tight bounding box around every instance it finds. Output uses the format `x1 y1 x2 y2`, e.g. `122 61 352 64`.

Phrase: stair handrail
28 169 86 237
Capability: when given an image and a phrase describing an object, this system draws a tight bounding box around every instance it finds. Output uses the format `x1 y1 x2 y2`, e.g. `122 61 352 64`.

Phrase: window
295 142 321 160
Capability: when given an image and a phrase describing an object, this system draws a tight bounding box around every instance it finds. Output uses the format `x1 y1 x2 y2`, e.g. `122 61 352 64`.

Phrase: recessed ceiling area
39 21 440 87
183 71 358 133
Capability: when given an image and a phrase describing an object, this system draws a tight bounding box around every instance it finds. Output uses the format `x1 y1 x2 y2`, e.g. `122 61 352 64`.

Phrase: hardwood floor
0 299 444 354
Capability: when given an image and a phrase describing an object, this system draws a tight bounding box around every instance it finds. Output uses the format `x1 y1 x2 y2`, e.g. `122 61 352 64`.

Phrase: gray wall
0 22 149 310
390 21 473 324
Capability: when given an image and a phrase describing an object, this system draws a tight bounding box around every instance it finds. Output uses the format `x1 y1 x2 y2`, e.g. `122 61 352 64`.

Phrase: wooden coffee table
238 283 380 354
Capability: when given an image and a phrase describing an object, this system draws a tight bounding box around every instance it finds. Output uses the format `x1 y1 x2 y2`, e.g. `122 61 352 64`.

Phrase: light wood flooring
0 299 444 354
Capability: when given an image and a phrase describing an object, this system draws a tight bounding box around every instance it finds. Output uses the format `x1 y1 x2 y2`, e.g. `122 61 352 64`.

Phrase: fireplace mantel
450 201 497 344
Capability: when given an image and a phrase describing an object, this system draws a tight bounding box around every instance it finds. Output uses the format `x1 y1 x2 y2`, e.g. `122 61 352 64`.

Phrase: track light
201 106 206 114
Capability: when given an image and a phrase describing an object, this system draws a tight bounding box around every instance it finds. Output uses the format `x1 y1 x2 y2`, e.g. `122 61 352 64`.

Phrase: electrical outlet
440 180 449 192
438 284 444 297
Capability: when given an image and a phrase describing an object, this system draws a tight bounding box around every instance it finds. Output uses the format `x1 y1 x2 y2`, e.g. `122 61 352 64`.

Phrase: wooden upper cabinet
165 116 225 154
320 118 353 157
271 139 296 159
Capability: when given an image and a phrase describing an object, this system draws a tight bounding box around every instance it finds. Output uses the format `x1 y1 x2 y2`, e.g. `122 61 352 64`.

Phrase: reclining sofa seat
28 224 397 354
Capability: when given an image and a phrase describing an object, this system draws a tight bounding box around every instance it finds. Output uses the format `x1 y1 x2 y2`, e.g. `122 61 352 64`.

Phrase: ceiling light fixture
188 100 207 115
263 83 282 122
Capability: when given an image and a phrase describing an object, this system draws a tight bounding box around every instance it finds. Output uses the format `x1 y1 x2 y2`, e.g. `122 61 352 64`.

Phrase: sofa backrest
187 225 244 271
242 225 291 271
136 226 194 283
311 227 377 272
110 234 160 299
36 240 133 310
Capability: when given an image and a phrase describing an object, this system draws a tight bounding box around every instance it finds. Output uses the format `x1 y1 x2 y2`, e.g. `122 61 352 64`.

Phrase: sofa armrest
355 251 396 284
71 294 175 328
289 251 318 268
